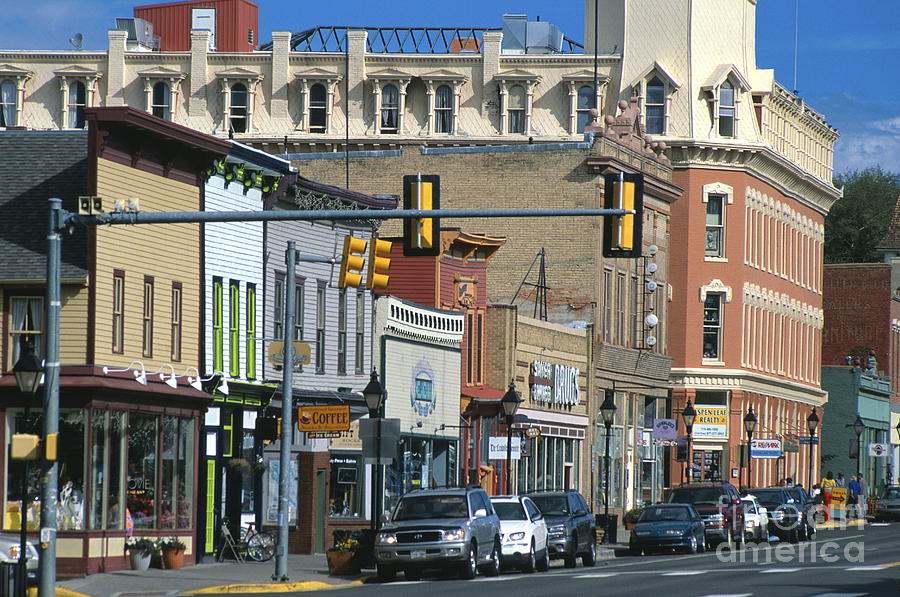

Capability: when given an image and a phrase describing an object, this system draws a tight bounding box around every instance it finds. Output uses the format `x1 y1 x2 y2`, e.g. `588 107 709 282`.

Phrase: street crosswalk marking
573 573 619 578
807 593 867 597
845 565 887 571
695 594 752 597
760 568 801 573
661 570 705 576
474 576 517 582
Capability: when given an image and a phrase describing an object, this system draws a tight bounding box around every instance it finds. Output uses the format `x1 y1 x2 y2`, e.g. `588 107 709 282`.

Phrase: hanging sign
869 443 889 457
750 438 782 459
297 405 350 432
652 418 677 440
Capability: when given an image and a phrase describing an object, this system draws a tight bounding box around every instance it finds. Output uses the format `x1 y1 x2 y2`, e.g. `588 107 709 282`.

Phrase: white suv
489 495 549 573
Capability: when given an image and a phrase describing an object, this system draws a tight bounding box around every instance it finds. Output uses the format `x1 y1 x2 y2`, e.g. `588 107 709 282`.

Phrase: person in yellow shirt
820 471 836 522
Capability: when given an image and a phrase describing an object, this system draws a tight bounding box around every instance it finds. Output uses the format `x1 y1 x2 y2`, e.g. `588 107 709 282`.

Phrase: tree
824 167 900 264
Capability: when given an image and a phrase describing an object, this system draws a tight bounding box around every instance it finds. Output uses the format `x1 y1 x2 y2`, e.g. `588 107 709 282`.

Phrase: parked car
751 488 803 543
489 495 549 572
666 482 745 547
374 486 502 582
782 486 816 540
741 495 769 543
873 485 900 521
0 533 39 585
628 504 706 555
526 489 596 568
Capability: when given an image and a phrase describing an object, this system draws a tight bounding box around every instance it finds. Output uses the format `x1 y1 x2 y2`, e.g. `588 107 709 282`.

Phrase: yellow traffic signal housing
10 434 41 461
403 174 440 256
338 236 367 288
367 238 393 290
602 172 644 258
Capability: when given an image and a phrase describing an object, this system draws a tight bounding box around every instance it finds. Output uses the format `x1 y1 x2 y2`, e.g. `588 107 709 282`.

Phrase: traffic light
338 236 367 288
602 172 643 258
403 174 440 256
367 238 393 290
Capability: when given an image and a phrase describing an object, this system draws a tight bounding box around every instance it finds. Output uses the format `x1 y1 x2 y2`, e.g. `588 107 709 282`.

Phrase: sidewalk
57 554 365 597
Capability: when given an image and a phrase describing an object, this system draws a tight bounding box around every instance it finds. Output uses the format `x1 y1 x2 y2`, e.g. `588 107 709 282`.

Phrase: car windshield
492 502 528 521
667 488 722 506
639 506 691 522
752 491 785 508
530 495 569 516
883 487 900 499
393 495 468 521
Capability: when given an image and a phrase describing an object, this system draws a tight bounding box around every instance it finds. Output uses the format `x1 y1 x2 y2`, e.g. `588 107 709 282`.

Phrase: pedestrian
836 472 846 488
785 477 795 487
847 475 861 518
811 484 824 522
857 474 868 519
821 471 836 522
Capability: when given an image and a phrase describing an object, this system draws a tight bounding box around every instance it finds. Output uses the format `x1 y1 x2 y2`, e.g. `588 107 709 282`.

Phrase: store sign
488 436 521 460
692 405 728 438
750 438 782 459
869 443 889 457
652 418 677 440
410 360 436 417
297 405 350 432
783 434 800 453
529 361 580 407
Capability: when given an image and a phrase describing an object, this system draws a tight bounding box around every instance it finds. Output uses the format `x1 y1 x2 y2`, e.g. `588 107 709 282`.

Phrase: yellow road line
188 579 364 594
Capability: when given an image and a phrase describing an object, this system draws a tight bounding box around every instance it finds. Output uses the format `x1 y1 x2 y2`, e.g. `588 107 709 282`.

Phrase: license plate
411 550 426 559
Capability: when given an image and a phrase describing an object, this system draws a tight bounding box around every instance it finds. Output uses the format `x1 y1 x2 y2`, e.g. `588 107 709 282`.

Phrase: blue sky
3 0 899 174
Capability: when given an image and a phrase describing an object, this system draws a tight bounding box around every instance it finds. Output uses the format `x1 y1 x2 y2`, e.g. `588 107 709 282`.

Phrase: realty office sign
750 438 782 459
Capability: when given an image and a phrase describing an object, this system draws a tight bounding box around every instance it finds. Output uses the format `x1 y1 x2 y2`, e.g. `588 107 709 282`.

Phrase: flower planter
162 548 185 570
326 550 360 576
128 550 152 571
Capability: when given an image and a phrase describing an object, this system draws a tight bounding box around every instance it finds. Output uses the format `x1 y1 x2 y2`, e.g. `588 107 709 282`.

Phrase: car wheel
582 540 596 567
521 540 536 573
563 537 577 568
404 568 421 581
459 543 477 580
536 547 550 572
687 535 699 554
376 564 395 583
698 534 706 553
479 540 500 577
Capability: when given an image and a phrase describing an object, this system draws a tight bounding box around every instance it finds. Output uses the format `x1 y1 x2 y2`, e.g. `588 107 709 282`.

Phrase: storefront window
107 412 126 530
329 454 362 518
58 410 86 530
128 413 158 529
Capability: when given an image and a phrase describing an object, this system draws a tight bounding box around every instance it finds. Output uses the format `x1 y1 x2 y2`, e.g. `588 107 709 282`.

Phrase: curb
186 579 364 594
817 519 867 530
32 589 91 597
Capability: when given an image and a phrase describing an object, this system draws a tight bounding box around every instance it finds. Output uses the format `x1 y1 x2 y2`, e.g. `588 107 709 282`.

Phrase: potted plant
623 506 645 530
326 536 360 576
125 537 156 571
158 536 187 570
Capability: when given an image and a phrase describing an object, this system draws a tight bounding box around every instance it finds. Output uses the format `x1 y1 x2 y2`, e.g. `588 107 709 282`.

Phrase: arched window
309 83 327 133
0 80 16 127
151 81 171 120
718 80 735 137
68 81 86 129
229 82 248 133
434 84 453 133
508 85 526 134
645 76 665 135
576 85 594 131
381 84 399 133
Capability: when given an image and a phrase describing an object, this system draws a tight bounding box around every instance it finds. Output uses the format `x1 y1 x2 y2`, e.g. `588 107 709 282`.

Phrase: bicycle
218 519 276 562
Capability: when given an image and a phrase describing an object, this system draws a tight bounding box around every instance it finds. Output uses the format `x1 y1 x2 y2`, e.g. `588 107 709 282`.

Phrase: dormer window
434 85 453 133
718 80 735 137
563 71 608 135
576 85 594 131
55 67 101 130
380 84 399 133
629 62 680 137
138 68 185 122
151 82 171 120
645 77 665 135
216 69 263 136
368 69 411 135
309 83 327 133
495 70 540 136
0 65 33 128
422 70 467 136
229 82 248 133
507 85 526 134
68 81 87 129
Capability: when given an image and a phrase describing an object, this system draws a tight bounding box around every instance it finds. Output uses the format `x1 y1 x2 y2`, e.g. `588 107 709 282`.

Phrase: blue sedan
628 504 706 555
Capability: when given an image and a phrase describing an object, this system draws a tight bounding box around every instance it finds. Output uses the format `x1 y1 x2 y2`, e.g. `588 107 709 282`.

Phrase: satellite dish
69 33 84 49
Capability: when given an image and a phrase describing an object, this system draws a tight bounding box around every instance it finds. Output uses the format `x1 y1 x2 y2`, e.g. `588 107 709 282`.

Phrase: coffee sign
529 361 580 407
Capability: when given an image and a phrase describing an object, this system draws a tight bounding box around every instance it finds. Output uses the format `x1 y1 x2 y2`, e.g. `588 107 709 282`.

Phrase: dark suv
667 482 745 547
374 486 502 581
751 487 804 543
526 490 596 568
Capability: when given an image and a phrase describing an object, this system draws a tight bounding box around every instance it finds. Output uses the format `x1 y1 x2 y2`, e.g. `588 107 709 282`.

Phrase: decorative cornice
669 367 827 404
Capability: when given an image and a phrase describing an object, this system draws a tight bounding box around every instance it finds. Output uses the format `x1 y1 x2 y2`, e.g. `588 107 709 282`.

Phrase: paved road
193 523 899 597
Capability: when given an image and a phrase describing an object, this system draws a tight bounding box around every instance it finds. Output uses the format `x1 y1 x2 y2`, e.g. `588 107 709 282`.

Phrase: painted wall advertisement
692 405 728 438
529 361 580 407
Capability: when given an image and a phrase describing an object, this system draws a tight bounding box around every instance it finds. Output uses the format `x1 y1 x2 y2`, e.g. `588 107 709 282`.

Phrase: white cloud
835 131 900 173
868 117 900 135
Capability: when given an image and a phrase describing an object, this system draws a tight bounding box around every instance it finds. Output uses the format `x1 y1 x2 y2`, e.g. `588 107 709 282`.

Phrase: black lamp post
363 370 385 531
743 407 758 491
500 382 523 494
682 401 697 483
13 337 42 584
853 414 865 479
806 407 819 493
599 390 617 542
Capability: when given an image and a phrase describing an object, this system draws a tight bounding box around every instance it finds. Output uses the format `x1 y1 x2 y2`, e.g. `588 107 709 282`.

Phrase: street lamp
806 407 819 493
853 414 865 479
13 336 43 589
363 370 385 531
682 401 697 483
500 381 522 494
599 390 617 542
743 407 758 491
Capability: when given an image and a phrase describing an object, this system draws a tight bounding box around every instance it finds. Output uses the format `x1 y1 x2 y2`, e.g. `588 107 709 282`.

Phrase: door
314 470 326 553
